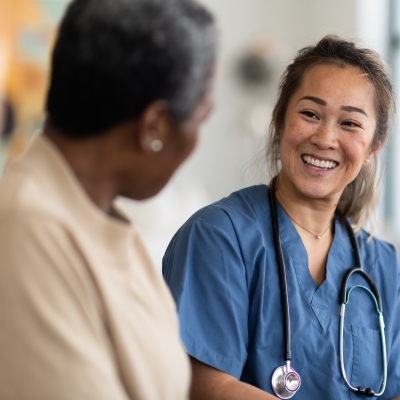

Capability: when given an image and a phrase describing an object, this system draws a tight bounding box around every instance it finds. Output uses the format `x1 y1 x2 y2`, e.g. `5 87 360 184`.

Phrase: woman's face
130 74 216 200
278 63 378 203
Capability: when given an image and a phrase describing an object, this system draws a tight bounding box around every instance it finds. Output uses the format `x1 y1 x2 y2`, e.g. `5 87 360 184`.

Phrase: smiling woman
162 35 400 400
277 64 378 229
268 36 395 232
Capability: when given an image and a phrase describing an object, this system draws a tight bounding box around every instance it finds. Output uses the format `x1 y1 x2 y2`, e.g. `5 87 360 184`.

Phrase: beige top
0 134 190 400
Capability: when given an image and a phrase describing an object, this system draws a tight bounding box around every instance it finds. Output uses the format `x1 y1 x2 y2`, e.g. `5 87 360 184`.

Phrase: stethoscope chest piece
271 363 301 399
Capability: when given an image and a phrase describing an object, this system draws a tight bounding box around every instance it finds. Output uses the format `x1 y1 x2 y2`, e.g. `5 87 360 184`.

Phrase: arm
191 357 400 400
163 217 251 380
190 357 278 400
164 209 277 397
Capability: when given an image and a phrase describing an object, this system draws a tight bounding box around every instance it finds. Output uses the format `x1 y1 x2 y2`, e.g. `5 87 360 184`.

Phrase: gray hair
47 0 218 137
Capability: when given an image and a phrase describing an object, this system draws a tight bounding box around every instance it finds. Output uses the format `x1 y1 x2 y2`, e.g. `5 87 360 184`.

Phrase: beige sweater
0 134 190 400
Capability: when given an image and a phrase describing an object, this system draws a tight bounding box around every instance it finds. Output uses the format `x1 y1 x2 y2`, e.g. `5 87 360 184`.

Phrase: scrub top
163 185 400 400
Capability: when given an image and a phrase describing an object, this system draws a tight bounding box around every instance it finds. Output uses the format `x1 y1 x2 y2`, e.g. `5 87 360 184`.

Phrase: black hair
46 0 217 138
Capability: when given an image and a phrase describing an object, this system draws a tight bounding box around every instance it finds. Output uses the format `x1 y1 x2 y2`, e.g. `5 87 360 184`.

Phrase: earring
365 159 370 164
150 139 163 152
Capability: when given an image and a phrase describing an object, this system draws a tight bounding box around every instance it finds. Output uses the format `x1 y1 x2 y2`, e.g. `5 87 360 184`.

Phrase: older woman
163 36 400 399
0 0 216 399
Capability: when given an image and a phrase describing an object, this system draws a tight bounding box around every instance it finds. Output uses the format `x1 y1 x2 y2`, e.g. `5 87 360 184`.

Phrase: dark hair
46 0 217 138
267 35 395 229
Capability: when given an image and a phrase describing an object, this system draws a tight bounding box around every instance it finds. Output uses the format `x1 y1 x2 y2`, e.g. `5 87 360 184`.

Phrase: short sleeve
163 208 249 379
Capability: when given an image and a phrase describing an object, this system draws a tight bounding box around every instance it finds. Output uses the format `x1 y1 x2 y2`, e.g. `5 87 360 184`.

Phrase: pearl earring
365 159 370 164
150 139 163 152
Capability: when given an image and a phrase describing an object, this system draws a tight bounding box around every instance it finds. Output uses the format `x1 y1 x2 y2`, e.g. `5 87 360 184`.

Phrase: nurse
163 35 400 400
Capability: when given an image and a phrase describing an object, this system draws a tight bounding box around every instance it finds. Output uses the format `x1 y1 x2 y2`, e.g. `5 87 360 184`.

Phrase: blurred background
1 0 400 270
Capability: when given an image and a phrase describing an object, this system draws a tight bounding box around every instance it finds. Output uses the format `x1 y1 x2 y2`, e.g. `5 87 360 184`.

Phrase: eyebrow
299 96 368 117
299 96 327 106
340 105 368 117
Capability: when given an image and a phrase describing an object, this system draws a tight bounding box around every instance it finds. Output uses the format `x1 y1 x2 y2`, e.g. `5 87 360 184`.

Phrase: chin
300 185 342 202
293 180 334 199
124 182 168 201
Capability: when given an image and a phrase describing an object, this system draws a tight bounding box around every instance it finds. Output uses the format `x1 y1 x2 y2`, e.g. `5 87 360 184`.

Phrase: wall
120 0 361 270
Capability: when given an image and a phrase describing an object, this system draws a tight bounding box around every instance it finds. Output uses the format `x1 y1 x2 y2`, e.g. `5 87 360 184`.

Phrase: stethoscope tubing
269 177 387 398
269 177 292 362
340 215 383 312
339 216 387 397
339 293 387 397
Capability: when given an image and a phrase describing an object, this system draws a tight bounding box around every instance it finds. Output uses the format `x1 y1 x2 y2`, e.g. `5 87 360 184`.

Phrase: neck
274 174 338 239
44 124 119 213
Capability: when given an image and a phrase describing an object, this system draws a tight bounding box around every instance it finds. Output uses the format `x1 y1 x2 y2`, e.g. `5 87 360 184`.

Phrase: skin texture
44 74 215 213
275 63 380 286
277 63 378 206
189 64 399 399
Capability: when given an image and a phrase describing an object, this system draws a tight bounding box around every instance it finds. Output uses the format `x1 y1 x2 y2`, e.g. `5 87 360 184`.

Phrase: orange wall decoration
0 0 69 171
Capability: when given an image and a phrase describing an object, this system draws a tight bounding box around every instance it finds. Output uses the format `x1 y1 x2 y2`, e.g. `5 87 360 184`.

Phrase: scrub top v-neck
163 185 400 400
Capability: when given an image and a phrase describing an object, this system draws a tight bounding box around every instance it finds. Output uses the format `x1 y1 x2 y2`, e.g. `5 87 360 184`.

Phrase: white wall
353 0 398 245
178 0 358 202
120 0 367 270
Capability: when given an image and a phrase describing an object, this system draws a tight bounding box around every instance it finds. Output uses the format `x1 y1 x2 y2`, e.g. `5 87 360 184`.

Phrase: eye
301 110 318 119
342 120 361 128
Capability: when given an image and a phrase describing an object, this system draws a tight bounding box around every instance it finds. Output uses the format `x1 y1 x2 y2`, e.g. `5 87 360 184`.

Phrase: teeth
302 155 337 169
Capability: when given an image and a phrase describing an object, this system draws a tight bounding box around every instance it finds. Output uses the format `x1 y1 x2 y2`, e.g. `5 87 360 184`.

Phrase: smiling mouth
302 155 338 169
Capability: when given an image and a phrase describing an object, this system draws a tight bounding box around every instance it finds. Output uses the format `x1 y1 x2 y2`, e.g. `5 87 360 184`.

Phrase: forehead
291 63 376 112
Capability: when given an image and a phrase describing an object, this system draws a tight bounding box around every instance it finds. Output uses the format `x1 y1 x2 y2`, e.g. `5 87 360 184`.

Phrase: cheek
280 120 312 151
173 129 199 166
343 136 370 166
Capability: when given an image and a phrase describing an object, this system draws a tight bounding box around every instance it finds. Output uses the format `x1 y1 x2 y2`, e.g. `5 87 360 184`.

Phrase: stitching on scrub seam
183 327 245 379
280 238 328 330
280 239 310 305
309 305 324 331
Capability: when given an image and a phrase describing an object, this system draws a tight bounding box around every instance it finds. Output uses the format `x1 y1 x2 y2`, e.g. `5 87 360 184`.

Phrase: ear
137 100 173 154
364 141 383 166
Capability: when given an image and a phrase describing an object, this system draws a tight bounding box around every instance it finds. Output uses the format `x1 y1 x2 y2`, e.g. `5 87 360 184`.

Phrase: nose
309 122 339 150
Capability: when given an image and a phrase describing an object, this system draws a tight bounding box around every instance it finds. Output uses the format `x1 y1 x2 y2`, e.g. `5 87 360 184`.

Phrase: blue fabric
163 185 400 399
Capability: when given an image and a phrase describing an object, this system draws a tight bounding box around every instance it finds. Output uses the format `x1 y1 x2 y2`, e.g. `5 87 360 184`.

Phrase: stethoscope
268 177 387 399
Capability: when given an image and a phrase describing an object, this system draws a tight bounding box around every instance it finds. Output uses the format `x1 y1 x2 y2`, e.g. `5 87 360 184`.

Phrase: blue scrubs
163 185 400 399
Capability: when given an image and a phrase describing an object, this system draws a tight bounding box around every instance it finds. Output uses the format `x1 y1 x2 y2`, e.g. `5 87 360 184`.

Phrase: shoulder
358 229 398 264
163 185 271 273
184 184 270 233
0 170 38 217
0 165 78 268
0 163 62 227
356 229 400 287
